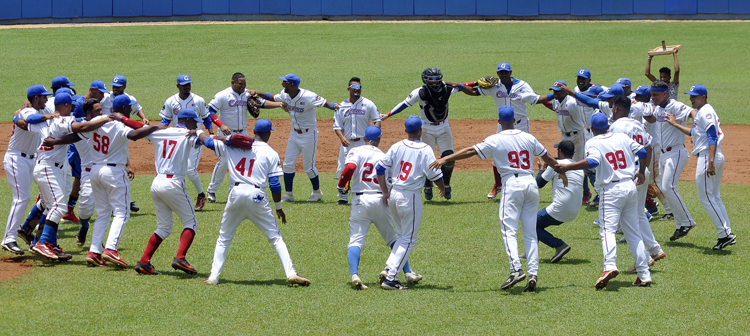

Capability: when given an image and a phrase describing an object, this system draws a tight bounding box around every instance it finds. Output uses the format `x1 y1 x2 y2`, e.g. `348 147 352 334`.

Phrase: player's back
477 130 546 177
30 116 76 163
609 117 652 147
347 145 385 193
381 140 441 191
216 140 281 188
147 128 197 177
84 116 131 165
587 132 641 187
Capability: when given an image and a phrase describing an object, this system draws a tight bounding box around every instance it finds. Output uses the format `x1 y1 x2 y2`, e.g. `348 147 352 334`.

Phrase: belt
349 138 362 142
294 128 310 134
564 131 579 137
429 120 446 126
503 172 531 179
232 129 245 133
610 180 620 183
20 152 36 160
234 182 261 188
155 174 175 178
94 163 120 167
661 144 684 153
38 161 63 169
355 191 383 196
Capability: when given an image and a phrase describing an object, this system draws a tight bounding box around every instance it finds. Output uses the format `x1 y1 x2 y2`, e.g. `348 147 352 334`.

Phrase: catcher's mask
421 67 443 92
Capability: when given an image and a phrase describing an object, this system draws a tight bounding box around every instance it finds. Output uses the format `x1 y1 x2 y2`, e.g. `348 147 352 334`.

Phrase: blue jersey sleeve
574 93 600 108
586 158 599 169
202 137 216 150
268 176 281 194
706 125 718 146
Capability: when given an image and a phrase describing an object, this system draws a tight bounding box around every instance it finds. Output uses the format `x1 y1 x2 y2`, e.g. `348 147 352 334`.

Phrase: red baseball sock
140 233 163 264
175 228 195 260
493 166 502 187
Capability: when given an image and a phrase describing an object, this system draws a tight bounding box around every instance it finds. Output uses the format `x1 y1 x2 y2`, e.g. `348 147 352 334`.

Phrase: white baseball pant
33 162 68 224
89 164 131 254
207 184 297 282
3 152 35 245
498 174 539 276
63 161 73 197
150 175 197 239
598 181 650 281
208 129 248 194
696 151 732 238
561 130 586 162
384 188 421 282
421 123 454 154
658 145 694 228
77 168 95 219
186 145 204 195
283 129 319 179
635 169 663 256
348 193 397 250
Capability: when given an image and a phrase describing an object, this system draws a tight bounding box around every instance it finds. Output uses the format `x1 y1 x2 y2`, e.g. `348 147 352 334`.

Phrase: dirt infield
0 258 33 282
0 119 747 184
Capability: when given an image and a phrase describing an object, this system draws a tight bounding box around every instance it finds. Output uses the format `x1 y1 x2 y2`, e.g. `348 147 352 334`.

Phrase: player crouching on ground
432 106 561 293
199 119 310 286
134 109 204 276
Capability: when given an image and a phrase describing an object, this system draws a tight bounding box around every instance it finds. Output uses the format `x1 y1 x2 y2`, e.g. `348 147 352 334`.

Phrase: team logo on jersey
344 109 366 117
556 109 570 116
495 91 521 100
228 100 247 107
289 106 304 113
706 114 712 120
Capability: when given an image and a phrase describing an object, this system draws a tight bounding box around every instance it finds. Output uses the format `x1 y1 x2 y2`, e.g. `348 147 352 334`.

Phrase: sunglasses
350 84 362 89
425 77 441 81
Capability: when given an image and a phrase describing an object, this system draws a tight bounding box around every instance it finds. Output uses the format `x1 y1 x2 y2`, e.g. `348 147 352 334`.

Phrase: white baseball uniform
397 87 458 155
650 99 695 228
82 116 134 254
206 139 299 282
100 92 140 116
160 92 209 196
333 97 381 178
540 158 584 223
473 129 547 276
691 103 732 238
145 128 200 239
477 78 538 133
377 139 443 282
631 101 662 183
551 96 587 162
73 132 95 221
275 89 327 179
586 132 650 281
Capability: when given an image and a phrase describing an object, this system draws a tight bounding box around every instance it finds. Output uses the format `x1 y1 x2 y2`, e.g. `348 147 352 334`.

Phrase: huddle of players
1 62 735 291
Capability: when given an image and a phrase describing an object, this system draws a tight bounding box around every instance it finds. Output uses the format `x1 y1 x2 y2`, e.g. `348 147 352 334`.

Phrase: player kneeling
199 119 310 286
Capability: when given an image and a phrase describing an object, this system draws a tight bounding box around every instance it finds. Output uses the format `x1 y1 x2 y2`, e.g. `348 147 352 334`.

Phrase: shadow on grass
219 278 290 286
425 200 495 206
665 241 733 255
541 258 591 265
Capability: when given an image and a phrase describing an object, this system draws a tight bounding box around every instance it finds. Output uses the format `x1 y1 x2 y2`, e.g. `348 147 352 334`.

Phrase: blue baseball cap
254 119 275 132
90 80 109 93
176 109 202 123
365 126 382 141
54 92 73 105
112 94 137 109
590 113 609 130
634 85 651 97
600 84 624 99
111 75 127 87
279 74 301 87
549 80 567 91
498 106 515 122
51 76 75 89
55 88 81 101
582 85 604 97
577 69 591 79
404 116 423 132
177 74 192 85
685 84 708 96
497 62 511 72
27 85 53 97
616 78 632 86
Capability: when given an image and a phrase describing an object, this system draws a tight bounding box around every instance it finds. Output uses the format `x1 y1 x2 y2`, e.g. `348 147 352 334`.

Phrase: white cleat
281 192 294 202
405 272 423 285
352 274 368 290
202 278 218 285
287 274 311 286
307 190 323 202
207 192 216 203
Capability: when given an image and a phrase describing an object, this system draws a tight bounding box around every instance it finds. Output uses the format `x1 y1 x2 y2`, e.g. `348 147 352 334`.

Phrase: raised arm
673 51 680 84
645 56 657 82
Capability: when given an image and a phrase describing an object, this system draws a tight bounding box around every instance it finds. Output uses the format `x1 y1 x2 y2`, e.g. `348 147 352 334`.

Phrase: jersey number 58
92 134 110 154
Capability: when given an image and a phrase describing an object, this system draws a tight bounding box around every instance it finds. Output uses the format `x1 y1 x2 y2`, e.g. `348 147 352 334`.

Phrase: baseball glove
647 183 662 198
476 76 499 89
226 134 254 150
247 96 262 118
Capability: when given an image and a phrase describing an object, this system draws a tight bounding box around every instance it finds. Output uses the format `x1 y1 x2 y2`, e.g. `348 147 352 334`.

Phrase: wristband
275 202 282 210
329 103 338 111
264 93 271 100
196 130 204 137
210 114 224 127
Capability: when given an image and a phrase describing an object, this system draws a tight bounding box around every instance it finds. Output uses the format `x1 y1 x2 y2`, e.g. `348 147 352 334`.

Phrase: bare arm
136 109 149 124
645 56 657 82
43 133 82 146
334 129 349 147
429 146 477 169
70 115 113 133
673 51 680 84
261 100 285 109
445 81 478 96
540 152 567 187
665 114 692 135
127 124 167 141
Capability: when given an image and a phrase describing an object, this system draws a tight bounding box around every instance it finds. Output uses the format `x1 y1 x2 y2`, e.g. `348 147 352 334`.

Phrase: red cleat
194 195 207 211
85 252 109 267
31 242 58 260
102 249 128 268
52 245 72 261
62 210 80 224
487 185 498 199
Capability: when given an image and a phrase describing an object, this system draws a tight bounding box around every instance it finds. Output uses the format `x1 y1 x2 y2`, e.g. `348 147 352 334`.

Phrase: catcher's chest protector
419 84 452 123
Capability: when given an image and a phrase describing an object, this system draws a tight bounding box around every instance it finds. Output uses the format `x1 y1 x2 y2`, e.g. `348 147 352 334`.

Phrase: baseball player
380 68 458 200
546 80 589 165
573 69 606 205
616 78 635 98
83 95 165 267
375 116 445 290
556 113 652 288
250 74 340 202
338 126 420 289
333 77 381 205
1 85 56 255
432 107 560 293
158 74 212 211
199 119 310 286
135 109 203 275
205 72 285 203
646 51 680 100
643 80 696 239
630 86 662 216
664 85 735 250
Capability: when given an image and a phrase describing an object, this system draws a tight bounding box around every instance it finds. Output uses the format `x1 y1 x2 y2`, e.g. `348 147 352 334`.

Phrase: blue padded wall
82 0 111 16
476 0 507 15
144 0 171 16
698 0 727 12
113 0 142 16
53 0 82 17
603 0 633 14
22 0 52 18
539 0 569 14
173 0 200 15
508 0 538 15
415 0 445 15
203 0 229 14
634 0 664 13
229 0 260 14
665 0 697 13
322 0 352 15
728 0 750 13
352 0 382 14
446 0 475 15
291 0 320 14
571 0 601 15
260 0 290 14
383 0 414 15
0 0 22 19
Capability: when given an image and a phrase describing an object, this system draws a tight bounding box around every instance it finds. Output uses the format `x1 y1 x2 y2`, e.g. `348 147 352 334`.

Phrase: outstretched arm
70 115 114 133
43 133 82 146
645 56 657 82
665 114 692 135
127 124 166 141
429 146 477 169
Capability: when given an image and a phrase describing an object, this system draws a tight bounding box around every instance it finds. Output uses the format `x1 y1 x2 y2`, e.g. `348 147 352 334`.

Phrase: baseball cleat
172 257 198 275
135 261 160 275
658 213 674 221
381 280 409 290
519 253 527 259
351 274 368 290
652 251 667 262
444 186 452 200
619 236 627 243
337 200 348 205
424 187 433 200
307 190 323 202
102 249 128 268
669 226 694 241
581 191 591 205
627 259 654 274
281 192 294 202
588 194 600 207
52 245 72 261
487 185 498 199
379 270 387 284
17 227 35 246
592 219 600 226
207 192 216 203
632 277 652 287
524 275 537 292
194 195 207 211
287 274 311 286
405 272 423 285
550 243 571 263
62 211 80 223
76 227 88 247
1 241 24 255
31 242 58 260
85 252 109 267
501 269 526 290
595 270 619 289
713 233 736 250
129 202 140 213
646 211 653 222
203 278 218 285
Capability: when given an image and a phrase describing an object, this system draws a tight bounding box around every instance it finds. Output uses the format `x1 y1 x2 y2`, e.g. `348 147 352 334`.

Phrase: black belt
39 161 63 168
20 152 36 159
661 145 683 153
234 182 261 188
564 131 579 137
232 129 245 133
350 138 361 142
355 192 383 196
610 180 620 183
93 163 119 167
429 121 445 126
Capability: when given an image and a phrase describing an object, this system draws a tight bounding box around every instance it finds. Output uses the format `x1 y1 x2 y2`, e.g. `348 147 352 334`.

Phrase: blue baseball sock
67 197 78 208
32 214 47 245
389 242 413 274
198 192 205 198
348 246 361 277
80 217 90 230
583 177 590 194
20 204 42 231
310 176 320 191
284 173 295 192
39 221 58 245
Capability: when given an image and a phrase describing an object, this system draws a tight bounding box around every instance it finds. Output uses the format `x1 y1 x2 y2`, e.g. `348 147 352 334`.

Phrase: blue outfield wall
1 0 749 21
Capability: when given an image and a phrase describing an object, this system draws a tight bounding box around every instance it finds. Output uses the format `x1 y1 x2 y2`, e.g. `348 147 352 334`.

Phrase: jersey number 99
605 150 627 170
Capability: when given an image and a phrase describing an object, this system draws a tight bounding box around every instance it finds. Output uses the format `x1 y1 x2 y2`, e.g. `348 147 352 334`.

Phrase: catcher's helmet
421 67 443 92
